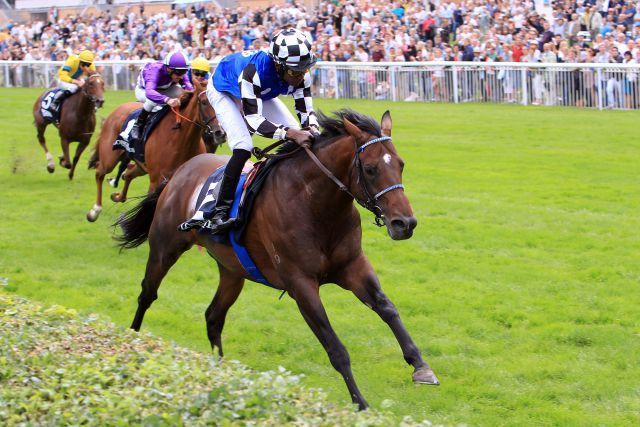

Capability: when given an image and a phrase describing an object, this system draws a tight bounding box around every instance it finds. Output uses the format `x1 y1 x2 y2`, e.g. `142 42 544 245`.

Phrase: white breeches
58 80 79 93
135 84 184 112
206 79 299 152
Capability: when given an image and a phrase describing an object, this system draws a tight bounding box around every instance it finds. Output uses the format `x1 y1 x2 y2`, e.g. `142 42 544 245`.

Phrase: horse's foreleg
87 165 105 222
68 141 89 180
112 164 144 203
290 279 369 410
205 264 245 357
59 137 72 170
36 124 55 173
338 255 439 386
131 232 190 331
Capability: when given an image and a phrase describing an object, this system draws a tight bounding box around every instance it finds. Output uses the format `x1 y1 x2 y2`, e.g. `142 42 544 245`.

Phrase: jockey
53 49 96 110
179 28 318 233
189 56 211 85
130 50 193 146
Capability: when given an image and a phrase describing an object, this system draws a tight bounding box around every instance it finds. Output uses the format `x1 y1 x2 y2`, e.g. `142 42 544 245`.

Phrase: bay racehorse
33 71 105 180
115 109 439 410
86 77 224 222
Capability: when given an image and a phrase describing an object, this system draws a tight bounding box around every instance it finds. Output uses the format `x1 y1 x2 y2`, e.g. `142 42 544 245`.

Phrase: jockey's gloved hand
306 125 321 140
286 128 314 147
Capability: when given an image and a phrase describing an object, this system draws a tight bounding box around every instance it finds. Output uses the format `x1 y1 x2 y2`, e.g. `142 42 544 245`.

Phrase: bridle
304 135 404 227
83 73 104 107
170 90 217 137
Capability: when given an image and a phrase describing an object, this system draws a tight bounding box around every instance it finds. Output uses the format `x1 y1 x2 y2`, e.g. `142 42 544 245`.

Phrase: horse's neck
286 136 357 218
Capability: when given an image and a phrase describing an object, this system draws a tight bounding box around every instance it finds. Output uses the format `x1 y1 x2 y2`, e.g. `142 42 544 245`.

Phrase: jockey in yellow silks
53 50 97 110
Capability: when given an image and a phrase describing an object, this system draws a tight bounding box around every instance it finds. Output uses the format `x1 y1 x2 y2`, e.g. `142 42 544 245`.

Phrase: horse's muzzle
386 215 417 240
95 99 105 109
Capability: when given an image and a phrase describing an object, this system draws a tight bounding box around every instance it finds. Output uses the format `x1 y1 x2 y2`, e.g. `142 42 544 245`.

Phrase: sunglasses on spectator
193 71 207 77
285 68 309 78
171 69 188 76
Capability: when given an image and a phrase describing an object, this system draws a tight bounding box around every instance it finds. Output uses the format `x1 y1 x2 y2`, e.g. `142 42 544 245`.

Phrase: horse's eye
364 164 377 176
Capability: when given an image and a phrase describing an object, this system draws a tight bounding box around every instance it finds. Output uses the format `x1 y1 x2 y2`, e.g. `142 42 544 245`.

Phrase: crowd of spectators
1 1 640 107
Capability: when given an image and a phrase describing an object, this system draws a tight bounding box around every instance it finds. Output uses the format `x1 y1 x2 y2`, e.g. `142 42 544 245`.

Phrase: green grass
1 88 639 426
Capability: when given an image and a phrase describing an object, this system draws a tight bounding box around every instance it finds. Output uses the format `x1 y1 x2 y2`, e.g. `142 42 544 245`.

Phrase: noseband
301 135 404 227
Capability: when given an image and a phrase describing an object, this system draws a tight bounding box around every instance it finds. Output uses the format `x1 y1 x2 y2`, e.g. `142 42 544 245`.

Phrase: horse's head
342 110 417 240
196 90 226 151
83 72 105 109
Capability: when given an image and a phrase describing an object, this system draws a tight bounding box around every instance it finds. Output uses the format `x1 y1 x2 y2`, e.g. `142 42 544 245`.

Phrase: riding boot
129 109 150 145
53 89 72 111
179 149 251 233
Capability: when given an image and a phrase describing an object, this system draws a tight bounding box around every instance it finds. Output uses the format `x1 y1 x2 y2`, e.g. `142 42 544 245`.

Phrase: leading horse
32 71 105 180
86 77 224 222
115 109 439 410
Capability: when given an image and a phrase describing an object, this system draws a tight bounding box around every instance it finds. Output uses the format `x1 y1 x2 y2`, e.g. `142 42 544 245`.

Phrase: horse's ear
381 110 392 137
343 118 364 142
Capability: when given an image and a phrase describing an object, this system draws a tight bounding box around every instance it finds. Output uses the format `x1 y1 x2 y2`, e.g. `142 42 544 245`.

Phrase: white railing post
597 68 603 110
521 67 528 106
452 66 459 104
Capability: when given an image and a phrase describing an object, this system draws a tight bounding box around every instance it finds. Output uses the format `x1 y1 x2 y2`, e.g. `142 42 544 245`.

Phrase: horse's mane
317 109 381 142
274 109 381 155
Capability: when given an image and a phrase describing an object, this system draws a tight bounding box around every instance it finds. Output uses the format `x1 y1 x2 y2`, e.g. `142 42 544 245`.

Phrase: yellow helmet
191 57 210 73
78 50 95 64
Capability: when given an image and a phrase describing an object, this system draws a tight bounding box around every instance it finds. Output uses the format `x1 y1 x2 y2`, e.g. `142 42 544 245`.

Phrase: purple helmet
163 51 189 70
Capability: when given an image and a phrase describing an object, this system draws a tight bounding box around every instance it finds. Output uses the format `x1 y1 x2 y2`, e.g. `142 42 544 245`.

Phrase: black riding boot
178 149 251 233
53 90 72 111
129 109 150 145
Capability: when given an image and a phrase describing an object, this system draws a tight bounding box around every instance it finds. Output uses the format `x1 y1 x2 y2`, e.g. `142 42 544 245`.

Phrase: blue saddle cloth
112 106 170 163
194 157 281 288
39 88 63 123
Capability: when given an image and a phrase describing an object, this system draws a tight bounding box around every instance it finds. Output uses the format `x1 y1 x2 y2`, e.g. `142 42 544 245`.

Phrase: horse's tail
114 180 168 250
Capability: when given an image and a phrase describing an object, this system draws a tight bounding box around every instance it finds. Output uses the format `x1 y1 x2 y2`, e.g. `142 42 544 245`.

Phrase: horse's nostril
215 131 224 137
391 219 407 230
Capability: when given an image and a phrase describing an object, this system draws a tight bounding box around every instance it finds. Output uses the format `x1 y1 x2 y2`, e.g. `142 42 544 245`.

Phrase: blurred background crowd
1 1 640 64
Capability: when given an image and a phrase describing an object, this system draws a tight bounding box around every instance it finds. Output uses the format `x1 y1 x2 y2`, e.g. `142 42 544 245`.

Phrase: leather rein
170 90 217 137
253 135 404 227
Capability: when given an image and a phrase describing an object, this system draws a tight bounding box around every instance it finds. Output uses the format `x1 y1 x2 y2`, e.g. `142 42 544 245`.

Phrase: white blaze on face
383 153 392 165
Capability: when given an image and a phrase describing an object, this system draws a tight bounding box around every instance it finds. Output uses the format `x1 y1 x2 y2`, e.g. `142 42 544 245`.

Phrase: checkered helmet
268 28 317 71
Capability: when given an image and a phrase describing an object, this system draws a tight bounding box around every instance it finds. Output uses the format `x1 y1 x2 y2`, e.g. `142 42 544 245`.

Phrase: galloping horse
32 71 105 180
115 109 439 410
86 78 223 222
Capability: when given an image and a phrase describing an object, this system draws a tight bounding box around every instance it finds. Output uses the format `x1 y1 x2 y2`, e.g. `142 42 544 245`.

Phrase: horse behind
115 109 439 410
86 77 224 222
32 71 105 180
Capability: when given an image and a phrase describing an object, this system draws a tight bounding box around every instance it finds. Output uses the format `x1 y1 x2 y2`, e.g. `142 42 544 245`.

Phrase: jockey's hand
286 128 314 147
74 79 85 87
167 98 181 108
308 126 321 140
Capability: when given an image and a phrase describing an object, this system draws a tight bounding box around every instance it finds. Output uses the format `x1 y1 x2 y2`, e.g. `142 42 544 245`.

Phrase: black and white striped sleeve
239 64 288 140
292 72 319 130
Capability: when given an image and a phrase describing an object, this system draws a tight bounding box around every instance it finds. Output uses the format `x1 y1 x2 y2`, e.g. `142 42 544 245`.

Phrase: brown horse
86 78 223 222
33 71 105 180
115 109 439 410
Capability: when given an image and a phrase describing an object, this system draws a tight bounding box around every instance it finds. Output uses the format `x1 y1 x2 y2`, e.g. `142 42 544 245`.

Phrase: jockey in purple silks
130 51 193 145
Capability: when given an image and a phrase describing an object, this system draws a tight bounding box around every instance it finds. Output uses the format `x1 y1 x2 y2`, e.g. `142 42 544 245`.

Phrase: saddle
39 89 64 124
112 106 171 163
190 153 287 287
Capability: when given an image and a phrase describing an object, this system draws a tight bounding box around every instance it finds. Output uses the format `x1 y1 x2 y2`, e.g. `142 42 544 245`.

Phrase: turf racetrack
1 88 638 425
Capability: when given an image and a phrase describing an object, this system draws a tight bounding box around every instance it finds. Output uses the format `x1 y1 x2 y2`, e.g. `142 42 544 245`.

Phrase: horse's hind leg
36 122 55 173
205 264 245 357
337 255 439 386
131 232 191 331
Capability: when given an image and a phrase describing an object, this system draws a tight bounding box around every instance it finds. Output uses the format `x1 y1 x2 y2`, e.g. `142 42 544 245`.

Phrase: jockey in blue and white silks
179 28 319 234
130 51 193 145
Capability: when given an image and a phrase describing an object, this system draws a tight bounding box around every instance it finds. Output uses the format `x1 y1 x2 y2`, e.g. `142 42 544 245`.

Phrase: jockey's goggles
285 68 309 78
170 68 188 76
192 70 207 77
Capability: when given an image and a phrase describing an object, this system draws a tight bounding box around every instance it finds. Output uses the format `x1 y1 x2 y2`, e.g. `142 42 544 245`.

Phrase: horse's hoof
110 193 123 203
86 204 102 222
46 164 54 173
412 367 440 385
